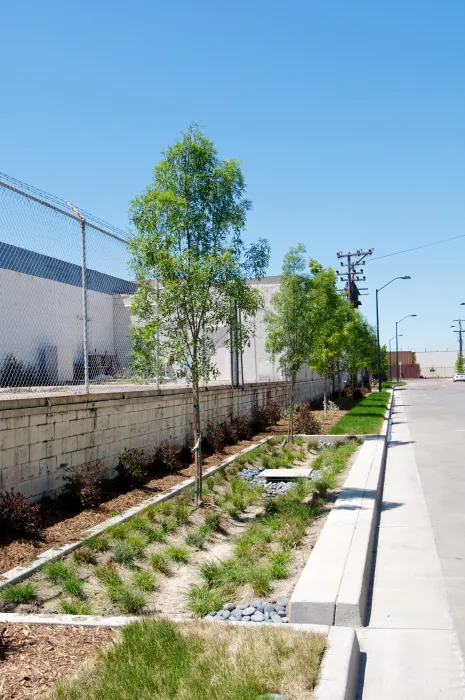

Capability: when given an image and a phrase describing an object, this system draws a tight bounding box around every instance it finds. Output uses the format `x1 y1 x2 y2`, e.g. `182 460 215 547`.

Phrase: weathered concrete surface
357 386 465 699
401 379 465 655
356 628 465 700
289 435 386 625
314 627 359 700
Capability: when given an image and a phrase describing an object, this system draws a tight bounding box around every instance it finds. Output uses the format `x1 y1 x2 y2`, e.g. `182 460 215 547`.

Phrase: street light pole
396 314 417 381
389 335 402 378
376 276 411 391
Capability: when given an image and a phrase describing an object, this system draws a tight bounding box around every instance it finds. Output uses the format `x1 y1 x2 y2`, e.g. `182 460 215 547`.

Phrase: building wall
0 267 120 381
415 350 458 378
0 378 325 502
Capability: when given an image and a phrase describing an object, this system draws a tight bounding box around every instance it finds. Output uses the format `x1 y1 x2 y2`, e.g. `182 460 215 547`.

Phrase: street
357 380 465 698
403 379 465 653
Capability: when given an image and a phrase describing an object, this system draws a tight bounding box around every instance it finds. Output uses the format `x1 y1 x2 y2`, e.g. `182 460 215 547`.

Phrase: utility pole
336 249 373 307
452 319 465 357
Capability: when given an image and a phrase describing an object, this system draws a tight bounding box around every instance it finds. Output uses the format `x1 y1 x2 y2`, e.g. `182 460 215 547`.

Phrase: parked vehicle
452 373 465 382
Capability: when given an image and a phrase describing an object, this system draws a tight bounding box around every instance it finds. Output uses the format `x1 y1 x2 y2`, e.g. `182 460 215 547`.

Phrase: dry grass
50 620 326 700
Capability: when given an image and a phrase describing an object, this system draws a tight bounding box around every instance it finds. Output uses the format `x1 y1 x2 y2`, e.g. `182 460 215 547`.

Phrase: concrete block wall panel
0 379 325 502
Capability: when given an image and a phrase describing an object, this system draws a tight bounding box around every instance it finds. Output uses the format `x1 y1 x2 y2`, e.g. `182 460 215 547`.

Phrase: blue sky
1 0 464 353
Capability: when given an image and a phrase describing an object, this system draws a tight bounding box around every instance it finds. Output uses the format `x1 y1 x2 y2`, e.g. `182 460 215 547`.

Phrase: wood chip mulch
0 435 268 576
0 624 117 699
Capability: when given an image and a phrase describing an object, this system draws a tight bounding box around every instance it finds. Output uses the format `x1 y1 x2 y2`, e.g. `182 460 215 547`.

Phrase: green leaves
129 125 270 386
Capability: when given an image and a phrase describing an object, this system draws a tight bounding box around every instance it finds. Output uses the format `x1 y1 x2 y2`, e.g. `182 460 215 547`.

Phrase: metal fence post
80 218 90 392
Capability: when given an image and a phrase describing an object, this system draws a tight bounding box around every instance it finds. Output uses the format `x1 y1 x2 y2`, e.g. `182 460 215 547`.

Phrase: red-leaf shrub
249 403 270 433
203 422 227 453
266 399 282 425
232 414 253 440
294 402 320 435
62 462 103 509
117 449 148 485
0 490 41 539
153 442 182 471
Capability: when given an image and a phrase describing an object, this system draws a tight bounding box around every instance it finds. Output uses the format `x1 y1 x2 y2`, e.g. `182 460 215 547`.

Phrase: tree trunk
288 373 296 443
323 373 328 412
192 380 203 508
337 360 342 399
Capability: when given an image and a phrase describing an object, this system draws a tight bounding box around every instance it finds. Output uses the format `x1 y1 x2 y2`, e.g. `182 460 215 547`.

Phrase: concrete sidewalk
356 391 465 699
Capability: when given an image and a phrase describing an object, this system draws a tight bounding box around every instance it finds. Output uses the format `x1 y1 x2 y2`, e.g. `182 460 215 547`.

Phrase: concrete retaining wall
0 378 324 502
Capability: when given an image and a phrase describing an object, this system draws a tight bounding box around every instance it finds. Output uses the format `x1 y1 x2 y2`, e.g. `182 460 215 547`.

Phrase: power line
368 233 465 262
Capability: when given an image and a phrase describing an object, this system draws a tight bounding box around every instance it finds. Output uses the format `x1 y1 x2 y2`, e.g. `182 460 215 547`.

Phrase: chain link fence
0 173 265 397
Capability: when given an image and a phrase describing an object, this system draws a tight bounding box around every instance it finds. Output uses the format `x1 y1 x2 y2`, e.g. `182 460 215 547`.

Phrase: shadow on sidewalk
331 486 403 512
388 439 416 447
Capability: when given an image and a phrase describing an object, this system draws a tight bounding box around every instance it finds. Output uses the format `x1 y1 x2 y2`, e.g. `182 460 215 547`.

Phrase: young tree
456 355 464 373
265 244 313 441
129 125 270 506
308 262 351 411
341 312 377 387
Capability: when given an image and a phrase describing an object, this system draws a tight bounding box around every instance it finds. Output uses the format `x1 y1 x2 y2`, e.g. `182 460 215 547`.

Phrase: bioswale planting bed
0 434 362 699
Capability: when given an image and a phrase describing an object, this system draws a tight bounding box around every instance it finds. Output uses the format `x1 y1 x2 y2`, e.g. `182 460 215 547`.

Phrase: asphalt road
402 379 465 653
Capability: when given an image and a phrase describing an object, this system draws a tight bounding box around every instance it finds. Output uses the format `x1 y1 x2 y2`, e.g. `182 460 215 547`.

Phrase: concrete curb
335 392 392 626
289 392 393 626
0 438 271 589
0 611 330 634
314 626 360 700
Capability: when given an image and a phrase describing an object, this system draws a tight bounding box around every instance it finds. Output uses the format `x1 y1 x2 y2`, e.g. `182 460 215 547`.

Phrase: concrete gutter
314 627 360 700
0 438 271 589
289 392 393 626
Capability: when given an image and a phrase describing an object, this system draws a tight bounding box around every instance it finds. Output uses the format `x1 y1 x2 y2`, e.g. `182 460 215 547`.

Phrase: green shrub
0 582 36 603
59 600 91 615
146 528 166 543
185 529 208 549
268 551 291 580
112 586 147 614
43 561 75 584
87 535 110 552
95 565 122 588
73 546 96 565
165 546 189 564
108 523 131 540
186 584 226 617
151 552 172 575
204 512 221 532
173 504 189 523
62 576 85 599
246 565 272 597
114 539 145 567
132 571 157 591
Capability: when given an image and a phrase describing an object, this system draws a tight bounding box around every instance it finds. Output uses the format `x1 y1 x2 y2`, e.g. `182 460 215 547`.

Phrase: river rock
242 606 256 616
242 615 251 622
222 610 231 620
271 613 283 623
224 603 236 611
251 611 265 622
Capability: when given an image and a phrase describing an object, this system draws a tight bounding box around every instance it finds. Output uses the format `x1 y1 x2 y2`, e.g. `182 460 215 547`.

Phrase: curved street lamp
396 314 417 381
376 277 411 391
